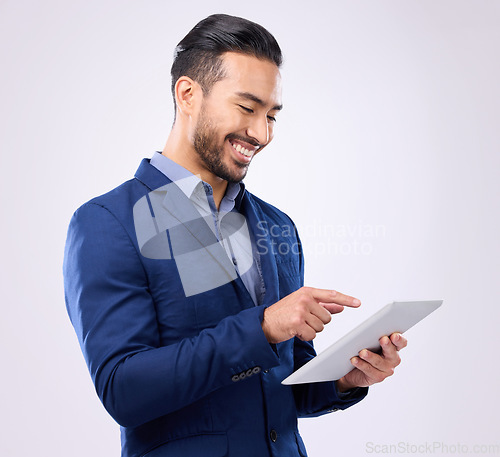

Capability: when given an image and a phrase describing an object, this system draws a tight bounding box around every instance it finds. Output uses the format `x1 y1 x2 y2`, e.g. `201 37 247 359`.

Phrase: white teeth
231 141 253 158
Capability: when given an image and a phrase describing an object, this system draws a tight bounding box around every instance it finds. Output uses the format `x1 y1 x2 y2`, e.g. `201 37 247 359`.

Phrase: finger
308 301 333 324
351 356 391 383
309 288 361 308
378 337 402 368
351 357 392 385
359 348 397 373
320 303 344 314
390 332 408 351
305 314 326 333
296 324 317 342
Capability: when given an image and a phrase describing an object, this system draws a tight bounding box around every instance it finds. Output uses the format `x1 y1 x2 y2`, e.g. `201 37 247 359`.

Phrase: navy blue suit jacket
63 159 367 457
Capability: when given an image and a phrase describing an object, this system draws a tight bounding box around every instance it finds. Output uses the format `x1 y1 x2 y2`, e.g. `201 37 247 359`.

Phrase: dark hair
171 14 282 110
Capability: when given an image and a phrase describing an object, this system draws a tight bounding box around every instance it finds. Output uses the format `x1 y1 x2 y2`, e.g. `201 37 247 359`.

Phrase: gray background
1 1 498 455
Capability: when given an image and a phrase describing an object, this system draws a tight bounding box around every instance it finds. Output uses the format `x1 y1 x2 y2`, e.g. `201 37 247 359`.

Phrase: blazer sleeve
292 338 368 417
63 202 280 428
287 217 368 416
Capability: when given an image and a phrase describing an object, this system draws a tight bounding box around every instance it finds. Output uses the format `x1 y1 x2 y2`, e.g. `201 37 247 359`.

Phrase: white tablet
281 299 443 385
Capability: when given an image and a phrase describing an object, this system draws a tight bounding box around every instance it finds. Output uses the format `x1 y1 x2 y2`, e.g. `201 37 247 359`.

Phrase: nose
246 115 270 146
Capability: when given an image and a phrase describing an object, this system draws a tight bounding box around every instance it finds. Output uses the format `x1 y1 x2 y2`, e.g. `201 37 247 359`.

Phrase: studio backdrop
1 1 498 456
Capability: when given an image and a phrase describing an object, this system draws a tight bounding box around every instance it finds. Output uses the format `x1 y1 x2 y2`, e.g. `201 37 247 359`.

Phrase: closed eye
238 105 254 113
239 104 276 123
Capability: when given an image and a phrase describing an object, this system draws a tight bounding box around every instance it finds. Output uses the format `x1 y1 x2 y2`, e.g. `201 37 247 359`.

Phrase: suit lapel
135 158 223 252
241 194 280 307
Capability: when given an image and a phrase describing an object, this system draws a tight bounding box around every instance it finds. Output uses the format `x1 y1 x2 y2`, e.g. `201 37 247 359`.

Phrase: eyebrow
236 91 283 111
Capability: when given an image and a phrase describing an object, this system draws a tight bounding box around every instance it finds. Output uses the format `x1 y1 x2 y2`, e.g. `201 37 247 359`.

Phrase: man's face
192 52 282 183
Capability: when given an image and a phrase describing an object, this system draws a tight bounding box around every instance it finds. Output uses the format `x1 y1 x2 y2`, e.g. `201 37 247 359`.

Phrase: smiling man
63 14 406 457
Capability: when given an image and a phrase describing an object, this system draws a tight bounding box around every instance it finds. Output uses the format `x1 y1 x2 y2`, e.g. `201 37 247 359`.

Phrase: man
64 14 406 457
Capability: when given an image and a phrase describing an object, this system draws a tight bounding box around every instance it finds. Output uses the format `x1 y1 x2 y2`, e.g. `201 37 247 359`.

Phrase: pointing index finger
310 288 361 308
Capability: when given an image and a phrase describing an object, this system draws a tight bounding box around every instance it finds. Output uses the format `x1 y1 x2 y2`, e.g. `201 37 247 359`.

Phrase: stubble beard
192 108 249 184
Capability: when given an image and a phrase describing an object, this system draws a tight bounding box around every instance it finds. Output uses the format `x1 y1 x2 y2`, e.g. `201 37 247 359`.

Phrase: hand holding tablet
336 331 408 392
282 300 443 385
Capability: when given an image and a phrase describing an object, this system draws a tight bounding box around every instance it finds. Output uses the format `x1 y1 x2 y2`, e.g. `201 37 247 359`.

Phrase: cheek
217 113 242 134
268 125 275 142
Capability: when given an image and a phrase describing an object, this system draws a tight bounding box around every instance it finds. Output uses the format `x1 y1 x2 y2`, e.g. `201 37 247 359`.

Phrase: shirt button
232 257 237 265
270 429 278 442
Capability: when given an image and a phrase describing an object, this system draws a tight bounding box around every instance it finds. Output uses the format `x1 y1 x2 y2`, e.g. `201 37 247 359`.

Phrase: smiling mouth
228 139 258 158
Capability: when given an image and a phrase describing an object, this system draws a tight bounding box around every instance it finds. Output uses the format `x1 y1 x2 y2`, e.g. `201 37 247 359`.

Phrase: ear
174 76 202 116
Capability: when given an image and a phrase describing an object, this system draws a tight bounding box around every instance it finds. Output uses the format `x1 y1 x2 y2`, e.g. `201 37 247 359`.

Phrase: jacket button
270 429 278 442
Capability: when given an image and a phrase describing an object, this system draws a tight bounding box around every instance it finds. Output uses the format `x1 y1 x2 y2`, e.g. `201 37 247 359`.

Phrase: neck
162 125 228 210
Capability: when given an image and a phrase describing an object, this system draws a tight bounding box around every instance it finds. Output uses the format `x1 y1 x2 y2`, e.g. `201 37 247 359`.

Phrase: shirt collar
149 151 245 207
